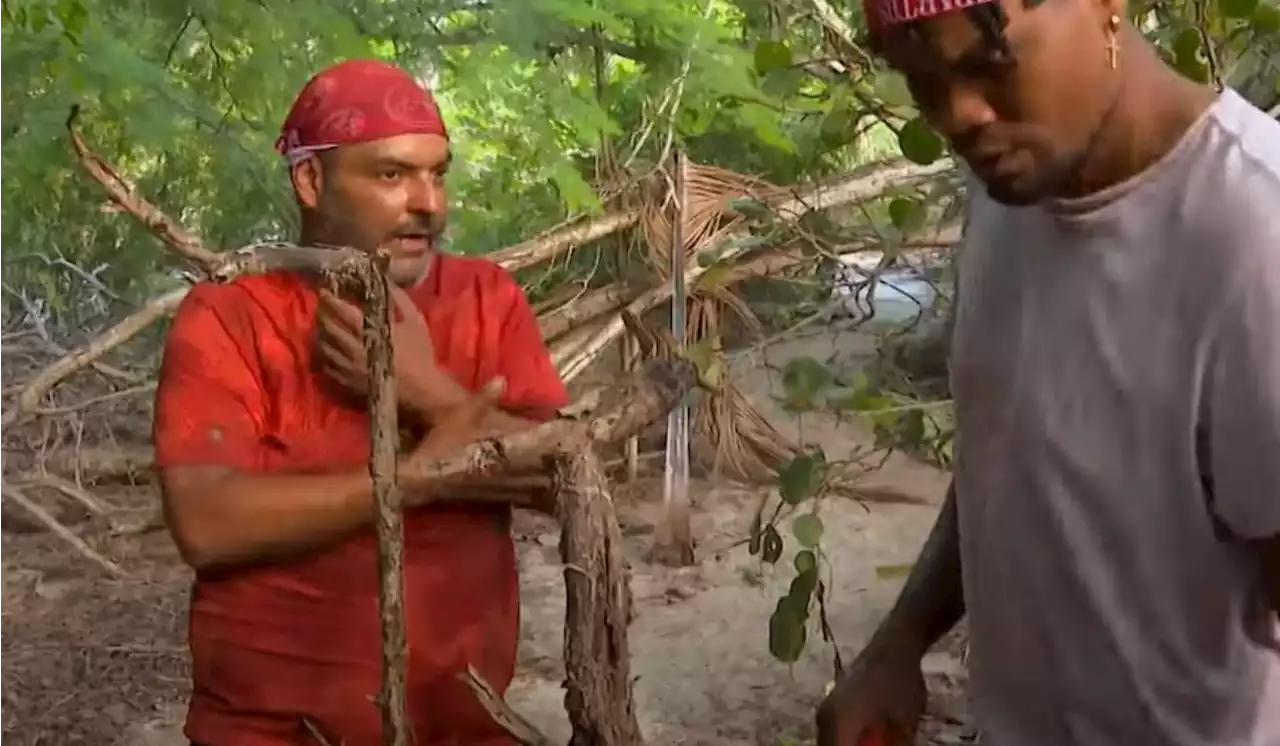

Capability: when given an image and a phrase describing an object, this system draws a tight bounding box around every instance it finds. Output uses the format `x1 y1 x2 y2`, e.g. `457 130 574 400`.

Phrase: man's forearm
870 481 966 656
403 370 549 432
163 466 384 571
431 474 556 513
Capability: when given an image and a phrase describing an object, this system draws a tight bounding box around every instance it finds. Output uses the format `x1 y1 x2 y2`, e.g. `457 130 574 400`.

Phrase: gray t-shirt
952 89 1280 746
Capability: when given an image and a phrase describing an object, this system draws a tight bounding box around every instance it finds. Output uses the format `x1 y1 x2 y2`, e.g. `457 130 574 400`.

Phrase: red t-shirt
153 254 569 746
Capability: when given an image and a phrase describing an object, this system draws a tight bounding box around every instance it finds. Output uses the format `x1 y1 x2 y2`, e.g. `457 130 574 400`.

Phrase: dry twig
1 485 127 578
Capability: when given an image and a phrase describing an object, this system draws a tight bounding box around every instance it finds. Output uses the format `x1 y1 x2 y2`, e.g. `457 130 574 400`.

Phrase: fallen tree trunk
556 447 643 745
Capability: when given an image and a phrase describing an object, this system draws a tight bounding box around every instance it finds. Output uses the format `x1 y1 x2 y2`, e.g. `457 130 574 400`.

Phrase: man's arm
1205 229 1280 614
161 464 385 570
866 481 966 657
154 287 385 569
404 266 571 509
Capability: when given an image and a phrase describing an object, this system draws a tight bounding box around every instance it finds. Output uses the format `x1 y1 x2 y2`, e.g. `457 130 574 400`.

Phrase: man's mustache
388 220 443 239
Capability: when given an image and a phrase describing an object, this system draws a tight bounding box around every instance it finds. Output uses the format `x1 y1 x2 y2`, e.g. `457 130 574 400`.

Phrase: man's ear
1092 0 1126 30
290 156 324 211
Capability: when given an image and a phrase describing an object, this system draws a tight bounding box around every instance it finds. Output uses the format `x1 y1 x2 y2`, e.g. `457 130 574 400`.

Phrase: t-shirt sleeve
153 284 265 470
1204 239 1280 539
490 270 569 422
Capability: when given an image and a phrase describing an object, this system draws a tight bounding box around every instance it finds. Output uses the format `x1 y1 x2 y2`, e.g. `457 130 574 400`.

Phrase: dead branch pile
1 106 954 577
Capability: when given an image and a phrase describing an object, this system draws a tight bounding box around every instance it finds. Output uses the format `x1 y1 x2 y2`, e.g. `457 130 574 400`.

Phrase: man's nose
928 82 998 146
407 174 446 215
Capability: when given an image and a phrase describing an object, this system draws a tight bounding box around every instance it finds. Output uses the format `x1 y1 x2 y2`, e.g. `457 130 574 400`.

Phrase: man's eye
378 168 402 181
959 54 1014 80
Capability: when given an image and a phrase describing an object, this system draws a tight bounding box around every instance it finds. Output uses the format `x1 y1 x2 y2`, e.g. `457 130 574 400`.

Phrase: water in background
831 251 943 324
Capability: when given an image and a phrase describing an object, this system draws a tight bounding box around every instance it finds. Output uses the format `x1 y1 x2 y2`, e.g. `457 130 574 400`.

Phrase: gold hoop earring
1106 14 1121 69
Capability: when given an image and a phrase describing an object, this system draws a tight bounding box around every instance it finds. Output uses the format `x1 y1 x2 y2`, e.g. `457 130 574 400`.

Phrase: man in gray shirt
817 1 1280 745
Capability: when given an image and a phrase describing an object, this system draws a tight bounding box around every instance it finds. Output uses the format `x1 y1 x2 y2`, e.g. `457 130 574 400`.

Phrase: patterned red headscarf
863 0 999 34
275 58 448 164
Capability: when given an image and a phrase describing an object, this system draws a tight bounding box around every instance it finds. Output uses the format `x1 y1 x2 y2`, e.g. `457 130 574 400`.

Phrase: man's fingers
316 338 362 382
318 310 364 359
437 377 506 432
319 289 363 330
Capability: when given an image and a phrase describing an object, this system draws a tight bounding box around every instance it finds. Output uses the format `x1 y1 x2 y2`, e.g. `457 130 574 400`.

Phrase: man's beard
307 217 436 288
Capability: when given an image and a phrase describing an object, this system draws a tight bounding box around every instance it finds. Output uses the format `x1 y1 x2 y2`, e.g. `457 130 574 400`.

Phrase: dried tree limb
3 287 189 428
33 382 157 416
460 666 556 746
486 210 642 270
7 472 111 515
555 446 644 745
360 259 410 746
209 242 370 282
556 159 954 383
0 485 127 578
66 106 219 269
539 281 641 343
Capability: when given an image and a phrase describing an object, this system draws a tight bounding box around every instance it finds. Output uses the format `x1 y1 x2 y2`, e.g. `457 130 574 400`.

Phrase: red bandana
863 0 999 33
275 58 448 161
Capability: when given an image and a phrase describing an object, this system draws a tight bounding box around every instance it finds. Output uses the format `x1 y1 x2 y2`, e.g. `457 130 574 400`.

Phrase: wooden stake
359 255 410 746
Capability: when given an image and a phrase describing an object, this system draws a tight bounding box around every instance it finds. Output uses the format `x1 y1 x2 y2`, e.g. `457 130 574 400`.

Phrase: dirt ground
1 330 974 746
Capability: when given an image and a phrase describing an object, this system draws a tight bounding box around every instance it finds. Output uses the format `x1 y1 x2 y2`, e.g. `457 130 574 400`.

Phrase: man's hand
315 285 462 418
399 377 511 504
815 638 927 746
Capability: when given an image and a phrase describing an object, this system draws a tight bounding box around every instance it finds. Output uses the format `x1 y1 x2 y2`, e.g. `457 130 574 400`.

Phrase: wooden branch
555 159 954 384
209 242 370 284
0 485 127 578
460 666 556 746
2 287 189 428
213 243 410 745
555 446 644 745
539 281 640 343
362 261 410 746
66 106 220 270
487 210 642 271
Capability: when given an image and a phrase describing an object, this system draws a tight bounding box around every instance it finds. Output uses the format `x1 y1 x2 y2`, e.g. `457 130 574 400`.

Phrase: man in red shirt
153 58 570 746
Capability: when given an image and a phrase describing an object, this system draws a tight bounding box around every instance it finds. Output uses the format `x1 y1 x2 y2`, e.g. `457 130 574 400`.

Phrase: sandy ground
1 329 969 746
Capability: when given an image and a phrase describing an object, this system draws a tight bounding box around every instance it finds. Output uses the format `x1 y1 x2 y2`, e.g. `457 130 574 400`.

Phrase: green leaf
872 70 916 109
753 40 794 74
888 197 927 234
778 450 827 505
762 524 784 563
897 117 945 165
1221 0 1258 19
819 105 858 150
830 385 894 413
899 409 927 448
781 356 833 411
1252 3 1280 33
792 513 825 548
768 596 808 663
727 197 770 216
874 563 915 580
794 549 817 574
788 565 819 612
